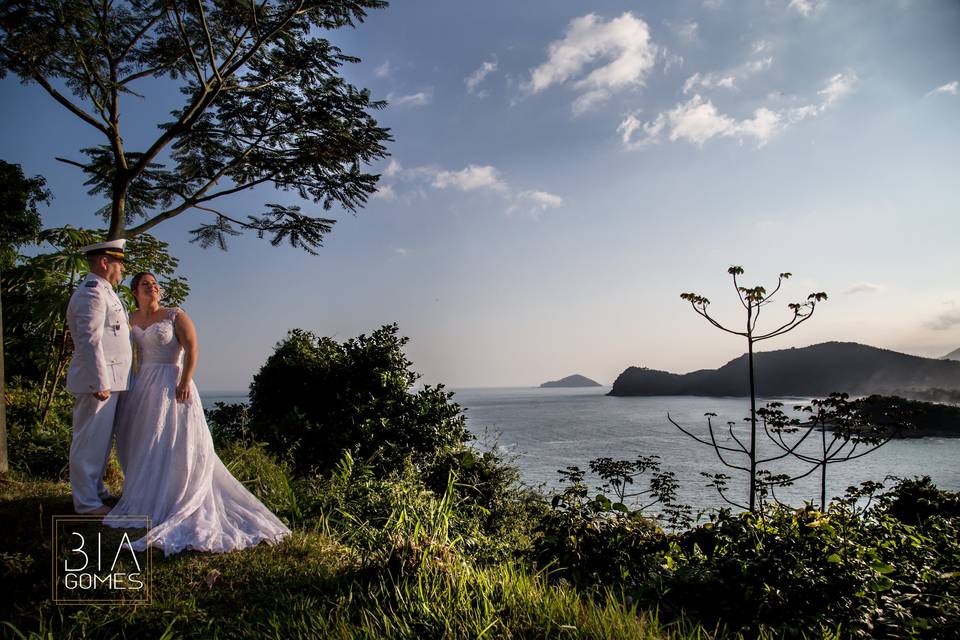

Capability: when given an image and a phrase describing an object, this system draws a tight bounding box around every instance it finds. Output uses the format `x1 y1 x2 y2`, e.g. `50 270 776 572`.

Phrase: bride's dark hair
130 272 158 309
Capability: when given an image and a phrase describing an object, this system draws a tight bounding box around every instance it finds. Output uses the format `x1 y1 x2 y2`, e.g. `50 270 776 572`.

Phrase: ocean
202 386 960 512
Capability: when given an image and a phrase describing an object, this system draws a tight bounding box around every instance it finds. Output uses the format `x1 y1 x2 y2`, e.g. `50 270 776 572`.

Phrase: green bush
648 480 960 638
4 379 72 479
205 401 253 448
534 467 664 587
425 445 542 562
879 475 960 524
219 440 299 521
248 324 471 477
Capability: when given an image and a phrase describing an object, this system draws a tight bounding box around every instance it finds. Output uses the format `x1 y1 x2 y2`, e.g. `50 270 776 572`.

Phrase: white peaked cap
80 238 127 258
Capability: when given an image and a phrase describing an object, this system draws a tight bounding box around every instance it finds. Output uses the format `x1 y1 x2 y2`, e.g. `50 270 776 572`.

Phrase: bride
106 271 290 555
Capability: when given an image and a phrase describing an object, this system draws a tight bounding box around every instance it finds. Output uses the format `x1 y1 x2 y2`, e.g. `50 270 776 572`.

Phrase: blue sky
2 0 959 389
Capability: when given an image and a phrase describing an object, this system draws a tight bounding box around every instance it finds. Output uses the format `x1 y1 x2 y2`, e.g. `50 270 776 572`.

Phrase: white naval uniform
65 272 133 513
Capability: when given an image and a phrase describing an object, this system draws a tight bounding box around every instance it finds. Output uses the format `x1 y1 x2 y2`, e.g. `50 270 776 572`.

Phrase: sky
1 0 959 390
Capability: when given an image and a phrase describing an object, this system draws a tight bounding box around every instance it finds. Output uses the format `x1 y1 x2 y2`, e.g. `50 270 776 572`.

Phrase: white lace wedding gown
105 308 290 555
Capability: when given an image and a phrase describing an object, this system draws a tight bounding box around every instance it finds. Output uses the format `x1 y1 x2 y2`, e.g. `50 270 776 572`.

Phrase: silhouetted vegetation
675 266 827 511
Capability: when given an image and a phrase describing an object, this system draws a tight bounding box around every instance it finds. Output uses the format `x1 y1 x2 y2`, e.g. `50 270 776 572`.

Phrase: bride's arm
173 309 199 403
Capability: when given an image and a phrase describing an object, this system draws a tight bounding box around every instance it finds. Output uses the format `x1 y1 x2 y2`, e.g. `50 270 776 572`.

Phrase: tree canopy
0 0 392 252
0 160 50 268
248 324 471 476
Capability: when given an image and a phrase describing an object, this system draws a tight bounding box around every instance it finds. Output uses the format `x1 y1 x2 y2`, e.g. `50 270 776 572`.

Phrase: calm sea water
202 386 960 512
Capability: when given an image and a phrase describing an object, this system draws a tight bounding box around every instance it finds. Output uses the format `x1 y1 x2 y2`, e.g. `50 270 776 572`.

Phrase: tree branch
25 69 112 136
124 159 272 237
171 1 206 85
755 309 814 341
194 0 222 84
116 10 164 62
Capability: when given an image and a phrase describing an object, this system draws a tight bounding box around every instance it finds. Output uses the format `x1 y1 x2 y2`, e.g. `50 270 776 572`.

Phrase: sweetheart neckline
131 317 173 333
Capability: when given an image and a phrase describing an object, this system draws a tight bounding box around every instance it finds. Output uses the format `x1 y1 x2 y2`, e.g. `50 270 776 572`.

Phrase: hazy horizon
2 0 958 390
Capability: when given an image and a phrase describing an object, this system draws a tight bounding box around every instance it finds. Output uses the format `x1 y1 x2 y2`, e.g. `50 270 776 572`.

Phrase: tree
249 324 472 476
0 160 51 473
676 266 827 511
680 396 905 512
769 394 907 510
0 0 391 252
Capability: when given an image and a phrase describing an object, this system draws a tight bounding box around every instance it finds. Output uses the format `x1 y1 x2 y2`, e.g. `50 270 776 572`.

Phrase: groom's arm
68 286 112 397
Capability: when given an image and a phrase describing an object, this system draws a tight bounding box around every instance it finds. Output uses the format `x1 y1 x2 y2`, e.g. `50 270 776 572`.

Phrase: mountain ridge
610 341 960 398
942 347 960 361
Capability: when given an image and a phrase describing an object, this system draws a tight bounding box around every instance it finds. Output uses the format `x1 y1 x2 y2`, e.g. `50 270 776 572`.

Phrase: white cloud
663 52 684 75
509 190 564 220
617 111 666 148
373 184 396 201
572 89 612 115
788 0 827 17
703 0 724 8
818 72 858 106
374 61 392 78
683 72 737 94
384 159 402 177
432 165 507 192
394 248 409 256
682 57 772 94
523 12 659 113
745 57 774 74
390 91 432 108
925 80 958 98
465 58 498 95
666 96 739 145
736 107 781 144
520 190 563 209
621 95 781 148
927 304 960 331
378 160 562 218
617 112 644 146
624 71 857 150
845 282 884 295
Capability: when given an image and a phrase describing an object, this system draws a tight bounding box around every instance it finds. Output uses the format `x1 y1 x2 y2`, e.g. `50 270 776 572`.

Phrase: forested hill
609 342 960 398
541 374 601 388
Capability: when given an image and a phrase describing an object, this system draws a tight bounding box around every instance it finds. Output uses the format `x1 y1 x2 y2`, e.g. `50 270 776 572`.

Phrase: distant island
609 341 960 399
541 374 601 388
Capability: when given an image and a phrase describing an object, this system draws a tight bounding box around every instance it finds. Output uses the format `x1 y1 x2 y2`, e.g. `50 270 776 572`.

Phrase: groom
65 239 132 515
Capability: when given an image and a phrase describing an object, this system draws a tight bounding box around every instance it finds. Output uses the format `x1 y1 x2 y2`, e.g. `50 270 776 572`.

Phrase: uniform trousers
70 392 122 512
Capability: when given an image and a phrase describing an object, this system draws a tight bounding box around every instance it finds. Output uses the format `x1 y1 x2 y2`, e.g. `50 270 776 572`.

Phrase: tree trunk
0 269 8 474
36 321 58 414
820 421 828 510
109 179 126 240
747 313 757 513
